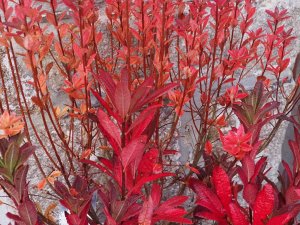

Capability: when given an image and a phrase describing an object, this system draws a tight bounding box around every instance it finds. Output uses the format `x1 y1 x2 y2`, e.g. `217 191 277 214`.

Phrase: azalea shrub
0 0 300 224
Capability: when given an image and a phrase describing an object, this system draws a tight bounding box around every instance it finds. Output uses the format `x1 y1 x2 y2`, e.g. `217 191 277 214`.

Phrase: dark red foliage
0 0 299 224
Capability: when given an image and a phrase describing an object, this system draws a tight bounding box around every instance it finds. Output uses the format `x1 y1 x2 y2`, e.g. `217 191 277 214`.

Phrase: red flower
219 125 252 159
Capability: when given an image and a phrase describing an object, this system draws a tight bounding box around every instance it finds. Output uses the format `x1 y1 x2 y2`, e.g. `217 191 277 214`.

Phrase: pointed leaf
97 109 121 154
91 89 122 123
121 135 147 170
14 165 28 201
266 213 292 225
138 196 154 225
114 73 131 119
253 184 275 225
0 179 20 203
93 70 116 106
61 0 77 11
17 145 35 168
154 208 192 224
195 210 227 223
250 157 267 183
229 202 249 225
155 196 188 215
139 83 178 107
188 178 225 217
212 166 232 208
241 155 255 181
254 102 279 123
6 212 22 222
18 200 38 225
130 76 154 112
81 159 114 179
129 173 174 195
128 104 161 136
4 143 19 174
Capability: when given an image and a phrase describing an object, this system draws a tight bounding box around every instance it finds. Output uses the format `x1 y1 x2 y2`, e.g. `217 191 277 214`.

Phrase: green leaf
4 143 19 174
0 158 4 168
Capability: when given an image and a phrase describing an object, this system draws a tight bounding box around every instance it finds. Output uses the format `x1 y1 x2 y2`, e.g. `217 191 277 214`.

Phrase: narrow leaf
130 76 154 113
129 173 174 196
0 179 20 203
14 165 29 201
97 109 121 154
18 200 38 225
121 135 147 170
138 196 154 225
114 76 131 119
188 178 224 217
93 70 116 106
4 143 19 174
139 83 178 108
91 89 121 122
128 104 161 135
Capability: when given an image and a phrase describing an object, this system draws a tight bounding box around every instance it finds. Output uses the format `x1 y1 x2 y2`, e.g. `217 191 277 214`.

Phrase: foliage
0 0 299 224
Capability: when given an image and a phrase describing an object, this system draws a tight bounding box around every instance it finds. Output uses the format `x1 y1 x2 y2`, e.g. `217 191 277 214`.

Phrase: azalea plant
0 0 300 224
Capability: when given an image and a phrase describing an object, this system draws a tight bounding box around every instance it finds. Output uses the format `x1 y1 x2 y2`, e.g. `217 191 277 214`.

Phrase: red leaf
154 208 192 224
18 200 38 225
121 135 147 170
243 183 258 205
81 159 114 179
139 83 178 108
97 157 113 171
212 166 232 209
114 71 131 119
253 184 275 225
46 12 56 26
228 202 249 225
250 157 267 183
82 27 92 46
0 179 20 203
31 96 44 109
155 196 188 215
138 148 159 177
62 0 77 11
285 186 300 204
128 104 161 137
195 210 226 223
128 173 174 195
282 161 293 185
205 140 212 155
14 165 29 201
241 155 255 181
266 213 293 225
138 196 154 225
104 207 117 225
97 109 121 154
80 149 92 159
130 76 154 113
151 184 161 208
93 70 116 107
188 178 225 217
91 89 121 123
185 163 200 175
